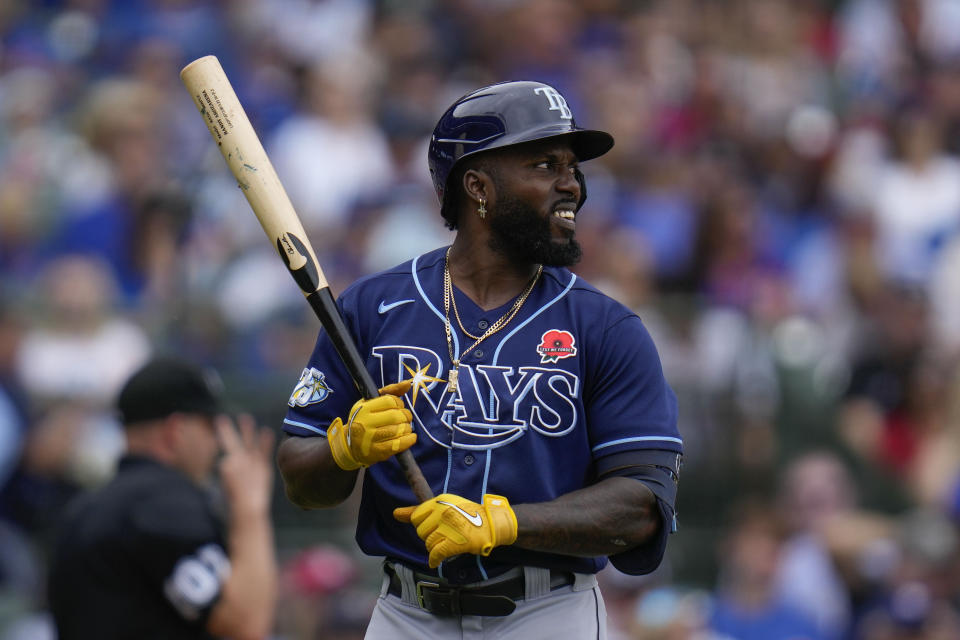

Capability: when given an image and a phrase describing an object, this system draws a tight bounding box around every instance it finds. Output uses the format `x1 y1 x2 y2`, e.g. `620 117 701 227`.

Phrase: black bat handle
306 288 434 502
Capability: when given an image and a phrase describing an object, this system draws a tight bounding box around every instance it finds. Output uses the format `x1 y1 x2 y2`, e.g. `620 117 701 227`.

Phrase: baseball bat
180 55 433 503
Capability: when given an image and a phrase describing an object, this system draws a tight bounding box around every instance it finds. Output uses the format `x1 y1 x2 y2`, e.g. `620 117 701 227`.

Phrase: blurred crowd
4 0 960 638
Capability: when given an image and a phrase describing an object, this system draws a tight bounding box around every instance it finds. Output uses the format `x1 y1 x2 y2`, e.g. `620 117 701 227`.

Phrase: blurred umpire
47 357 277 640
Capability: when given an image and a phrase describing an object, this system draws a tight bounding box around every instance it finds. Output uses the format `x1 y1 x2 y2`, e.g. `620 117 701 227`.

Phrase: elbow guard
596 449 682 575
596 449 682 531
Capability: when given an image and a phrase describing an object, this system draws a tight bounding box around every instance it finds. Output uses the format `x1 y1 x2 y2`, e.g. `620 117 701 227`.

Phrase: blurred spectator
707 499 824 640
773 451 858 639
246 0 373 67
614 161 698 288
14 255 150 408
126 188 195 314
836 280 958 505
42 77 172 299
358 72 453 275
691 179 787 312
870 107 960 285
629 586 723 640
268 55 394 244
847 508 960 640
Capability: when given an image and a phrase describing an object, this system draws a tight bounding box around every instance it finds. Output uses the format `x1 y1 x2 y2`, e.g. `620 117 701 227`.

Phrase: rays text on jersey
372 345 580 451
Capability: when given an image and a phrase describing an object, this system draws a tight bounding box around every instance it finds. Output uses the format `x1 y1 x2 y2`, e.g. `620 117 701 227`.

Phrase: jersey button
473 349 484 359
464 454 475 465
477 320 489 331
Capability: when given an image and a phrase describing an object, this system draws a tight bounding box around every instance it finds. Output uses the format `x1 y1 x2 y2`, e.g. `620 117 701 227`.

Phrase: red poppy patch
537 330 577 364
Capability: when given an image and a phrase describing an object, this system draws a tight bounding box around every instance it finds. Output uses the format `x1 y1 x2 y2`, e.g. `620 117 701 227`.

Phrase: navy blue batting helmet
428 81 614 220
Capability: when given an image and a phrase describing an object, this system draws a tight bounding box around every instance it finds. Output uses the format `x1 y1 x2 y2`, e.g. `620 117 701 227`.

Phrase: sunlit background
3 0 960 638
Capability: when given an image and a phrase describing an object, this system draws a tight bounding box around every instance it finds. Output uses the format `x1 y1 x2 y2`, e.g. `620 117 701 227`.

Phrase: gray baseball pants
364 564 607 639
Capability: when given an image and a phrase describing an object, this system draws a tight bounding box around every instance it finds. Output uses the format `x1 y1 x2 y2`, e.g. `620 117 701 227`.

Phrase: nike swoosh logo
436 501 483 527
378 299 415 314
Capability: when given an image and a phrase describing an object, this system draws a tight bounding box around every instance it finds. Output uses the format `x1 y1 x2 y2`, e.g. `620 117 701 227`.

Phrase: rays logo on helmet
534 86 572 119
288 367 333 407
537 330 577 363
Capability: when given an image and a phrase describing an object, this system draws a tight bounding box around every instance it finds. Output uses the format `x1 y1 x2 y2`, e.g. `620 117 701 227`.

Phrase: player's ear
463 167 494 213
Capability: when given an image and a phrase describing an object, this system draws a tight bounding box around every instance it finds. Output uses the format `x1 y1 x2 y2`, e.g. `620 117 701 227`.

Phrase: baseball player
278 81 682 638
47 357 277 640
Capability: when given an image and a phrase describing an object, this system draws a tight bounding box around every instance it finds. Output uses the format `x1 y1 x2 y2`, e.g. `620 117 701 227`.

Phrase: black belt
385 564 575 617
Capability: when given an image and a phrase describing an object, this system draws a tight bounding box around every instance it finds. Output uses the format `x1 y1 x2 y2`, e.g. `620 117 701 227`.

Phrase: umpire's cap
117 356 224 425
428 81 614 223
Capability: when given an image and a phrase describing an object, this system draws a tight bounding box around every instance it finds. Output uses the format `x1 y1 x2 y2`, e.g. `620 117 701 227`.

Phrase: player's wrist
482 494 518 550
327 417 363 471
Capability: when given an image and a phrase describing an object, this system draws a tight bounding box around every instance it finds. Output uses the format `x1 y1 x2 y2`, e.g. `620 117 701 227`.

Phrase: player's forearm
512 477 661 556
276 435 358 508
207 512 277 640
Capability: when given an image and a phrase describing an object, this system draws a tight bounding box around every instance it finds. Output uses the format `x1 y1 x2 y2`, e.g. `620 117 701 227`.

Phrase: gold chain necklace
450 283 482 340
443 247 542 392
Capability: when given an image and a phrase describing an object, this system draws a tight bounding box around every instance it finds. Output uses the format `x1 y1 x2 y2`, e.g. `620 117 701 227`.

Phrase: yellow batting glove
327 381 416 471
394 493 518 568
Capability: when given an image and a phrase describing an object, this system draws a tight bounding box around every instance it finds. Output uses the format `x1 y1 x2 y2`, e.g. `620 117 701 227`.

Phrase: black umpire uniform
47 359 228 639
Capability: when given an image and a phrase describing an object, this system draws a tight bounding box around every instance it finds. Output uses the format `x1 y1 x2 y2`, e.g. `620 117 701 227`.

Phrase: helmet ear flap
575 167 587 212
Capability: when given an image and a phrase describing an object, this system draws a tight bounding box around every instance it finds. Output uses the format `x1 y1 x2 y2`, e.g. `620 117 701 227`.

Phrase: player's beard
487 195 582 267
